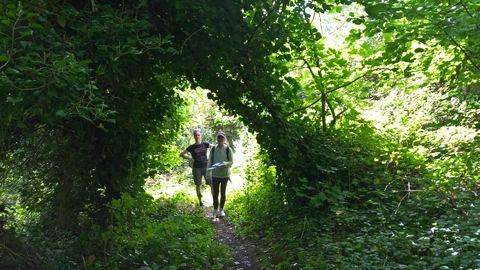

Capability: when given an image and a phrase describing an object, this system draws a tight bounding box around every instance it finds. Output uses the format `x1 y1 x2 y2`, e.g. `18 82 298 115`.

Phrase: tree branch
247 6 278 44
285 74 364 117
437 24 480 72
458 0 478 31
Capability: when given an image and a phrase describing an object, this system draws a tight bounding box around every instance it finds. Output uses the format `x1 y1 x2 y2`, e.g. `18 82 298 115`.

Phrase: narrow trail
202 190 263 270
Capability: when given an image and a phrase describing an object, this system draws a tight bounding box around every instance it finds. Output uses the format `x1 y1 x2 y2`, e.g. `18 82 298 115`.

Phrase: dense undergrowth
230 161 479 269
229 150 480 268
92 192 231 270
227 88 480 269
2 177 233 269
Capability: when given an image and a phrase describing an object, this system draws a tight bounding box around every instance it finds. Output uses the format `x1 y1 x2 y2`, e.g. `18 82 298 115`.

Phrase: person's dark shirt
186 142 210 168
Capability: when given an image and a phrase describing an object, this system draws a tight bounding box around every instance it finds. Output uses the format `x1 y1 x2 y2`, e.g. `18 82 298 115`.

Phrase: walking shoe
219 208 226 217
212 209 218 218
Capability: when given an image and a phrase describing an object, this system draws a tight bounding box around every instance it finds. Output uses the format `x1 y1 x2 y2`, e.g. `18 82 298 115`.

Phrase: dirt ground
210 214 262 270
202 187 264 270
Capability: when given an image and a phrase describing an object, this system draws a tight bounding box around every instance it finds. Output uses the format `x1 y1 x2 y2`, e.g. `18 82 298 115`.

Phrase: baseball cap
216 131 226 138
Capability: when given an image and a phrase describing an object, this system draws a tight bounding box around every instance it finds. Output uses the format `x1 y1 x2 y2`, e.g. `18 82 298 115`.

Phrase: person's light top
207 145 234 178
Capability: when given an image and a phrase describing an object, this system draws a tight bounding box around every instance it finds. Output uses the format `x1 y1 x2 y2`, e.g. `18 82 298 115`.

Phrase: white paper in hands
207 162 225 171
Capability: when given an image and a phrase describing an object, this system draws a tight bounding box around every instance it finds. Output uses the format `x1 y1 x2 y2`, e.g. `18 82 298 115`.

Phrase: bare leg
196 184 203 205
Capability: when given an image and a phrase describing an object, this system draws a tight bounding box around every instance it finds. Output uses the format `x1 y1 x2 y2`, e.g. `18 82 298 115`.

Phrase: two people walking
180 130 234 218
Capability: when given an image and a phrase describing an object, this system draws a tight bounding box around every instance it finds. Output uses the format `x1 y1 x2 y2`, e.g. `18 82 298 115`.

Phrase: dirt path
209 214 262 270
202 187 263 270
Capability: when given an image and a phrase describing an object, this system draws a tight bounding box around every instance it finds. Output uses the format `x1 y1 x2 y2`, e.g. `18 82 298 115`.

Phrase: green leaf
383 32 393 43
25 12 38 19
16 121 27 128
20 41 30 48
365 3 389 17
55 110 66 117
385 42 399 54
29 22 43 29
20 30 32 37
98 123 109 132
57 15 66 27
466 17 478 24
7 94 23 104
4 68 20 74
33 108 43 116
401 52 415 62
